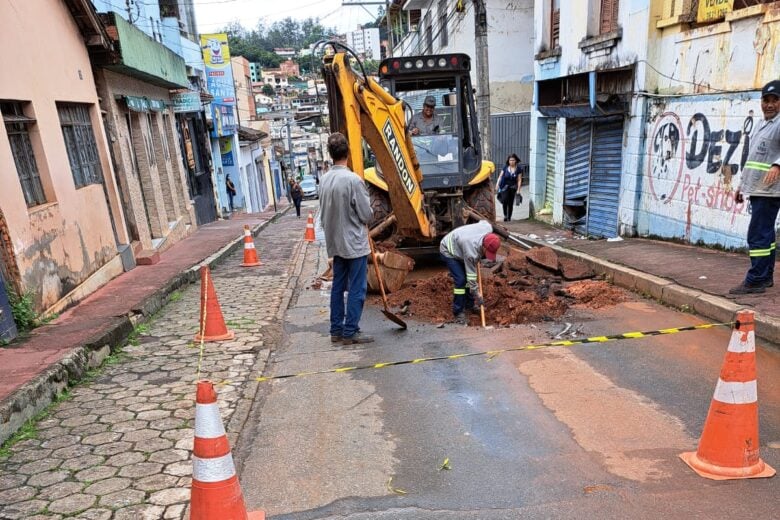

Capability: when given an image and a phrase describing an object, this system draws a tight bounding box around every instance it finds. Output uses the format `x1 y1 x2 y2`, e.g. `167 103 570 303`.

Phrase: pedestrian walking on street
440 220 501 324
730 80 780 295
496 153 522 221
290 180 303 218
226 175 237 212
319 132 375 344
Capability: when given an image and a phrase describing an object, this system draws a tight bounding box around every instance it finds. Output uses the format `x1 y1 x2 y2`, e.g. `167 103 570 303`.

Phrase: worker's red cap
482 233 500 261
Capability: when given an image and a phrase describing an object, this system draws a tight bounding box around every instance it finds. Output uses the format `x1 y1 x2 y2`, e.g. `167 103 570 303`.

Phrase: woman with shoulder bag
495 153 521 221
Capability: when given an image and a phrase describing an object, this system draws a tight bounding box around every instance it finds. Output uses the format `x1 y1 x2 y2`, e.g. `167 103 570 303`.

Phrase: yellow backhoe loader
320 42 496 290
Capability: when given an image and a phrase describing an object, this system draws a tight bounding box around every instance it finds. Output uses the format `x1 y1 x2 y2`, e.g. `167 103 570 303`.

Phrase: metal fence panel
490 112 530 177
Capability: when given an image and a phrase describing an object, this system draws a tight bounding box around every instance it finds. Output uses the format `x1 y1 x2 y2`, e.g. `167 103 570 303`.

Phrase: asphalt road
236 238 780 519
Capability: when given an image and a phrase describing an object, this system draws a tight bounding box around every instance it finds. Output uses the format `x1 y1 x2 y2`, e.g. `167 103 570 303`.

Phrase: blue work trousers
330 255 368 338
441 254 474 316
745 196 780 286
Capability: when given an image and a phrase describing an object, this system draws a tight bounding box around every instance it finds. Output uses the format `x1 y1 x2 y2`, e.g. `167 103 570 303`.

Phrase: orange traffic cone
680 310 776 480
304 211 315 242
191 380 265 520
194 265 235 342
240 225 262 267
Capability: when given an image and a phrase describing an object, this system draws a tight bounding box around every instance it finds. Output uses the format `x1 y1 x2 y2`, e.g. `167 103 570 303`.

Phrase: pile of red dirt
377 246 627 326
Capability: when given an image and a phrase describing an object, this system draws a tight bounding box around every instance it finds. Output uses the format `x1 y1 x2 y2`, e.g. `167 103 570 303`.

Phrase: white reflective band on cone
193 452 237 482
244 229 251 236
195 403 227 438
245 242 255 249
727 330 755 353
713 379 757 405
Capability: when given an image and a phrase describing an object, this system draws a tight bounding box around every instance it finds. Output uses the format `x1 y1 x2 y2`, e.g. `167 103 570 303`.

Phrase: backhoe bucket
367 250 415 293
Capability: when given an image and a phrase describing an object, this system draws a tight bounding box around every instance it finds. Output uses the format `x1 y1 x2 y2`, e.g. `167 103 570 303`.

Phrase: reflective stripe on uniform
745 161 772 172
192 452 237 483
446 235 454 255
453 288 466 295
713 379 757 405
750 248 773 257
466 274 477 280
195 403 226 439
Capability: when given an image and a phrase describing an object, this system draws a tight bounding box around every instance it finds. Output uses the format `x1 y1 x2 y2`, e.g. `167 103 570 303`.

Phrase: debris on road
374 246 627 327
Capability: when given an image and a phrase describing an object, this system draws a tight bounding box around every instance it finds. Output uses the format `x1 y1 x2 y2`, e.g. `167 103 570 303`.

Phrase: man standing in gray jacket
731 80 780 295
319 132 375 344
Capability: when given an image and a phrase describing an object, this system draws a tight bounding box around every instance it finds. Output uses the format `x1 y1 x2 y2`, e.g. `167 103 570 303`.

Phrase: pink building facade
0 0 126 313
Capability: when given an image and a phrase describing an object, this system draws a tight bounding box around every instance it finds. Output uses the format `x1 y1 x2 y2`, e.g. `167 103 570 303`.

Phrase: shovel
476 265 492 330
368 234 407 329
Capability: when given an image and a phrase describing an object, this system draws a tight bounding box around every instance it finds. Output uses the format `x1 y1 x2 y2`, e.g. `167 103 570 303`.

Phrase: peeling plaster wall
637 93 768 249
0 0 121 310
651 7 780 95
415 0 535 113
637 5 780 248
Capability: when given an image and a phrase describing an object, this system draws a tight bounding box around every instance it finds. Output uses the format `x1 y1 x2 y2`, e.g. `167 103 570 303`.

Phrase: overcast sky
193 0 381 36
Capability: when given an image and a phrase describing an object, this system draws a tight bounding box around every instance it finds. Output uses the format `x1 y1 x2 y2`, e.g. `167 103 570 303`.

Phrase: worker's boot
454 313 468 325
342 332 375 345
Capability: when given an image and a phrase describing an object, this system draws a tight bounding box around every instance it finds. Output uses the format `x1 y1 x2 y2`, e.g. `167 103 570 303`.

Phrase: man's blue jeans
441 254 473 316
330 255 368 338
745 196 780 286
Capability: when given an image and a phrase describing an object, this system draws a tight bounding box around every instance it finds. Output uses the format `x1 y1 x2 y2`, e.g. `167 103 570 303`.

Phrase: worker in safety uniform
439 221 501 324
730 80 780 295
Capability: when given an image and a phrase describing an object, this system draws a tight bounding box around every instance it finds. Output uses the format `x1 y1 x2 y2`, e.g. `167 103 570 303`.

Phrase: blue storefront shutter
564 119 591 204
587 118 623 238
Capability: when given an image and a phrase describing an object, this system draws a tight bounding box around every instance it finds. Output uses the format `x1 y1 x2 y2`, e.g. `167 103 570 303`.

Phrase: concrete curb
518 236 780 346
0 209 289 446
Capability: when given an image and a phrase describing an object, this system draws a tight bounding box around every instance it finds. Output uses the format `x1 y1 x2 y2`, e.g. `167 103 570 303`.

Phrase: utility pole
286 119 294 180
473 0 492 162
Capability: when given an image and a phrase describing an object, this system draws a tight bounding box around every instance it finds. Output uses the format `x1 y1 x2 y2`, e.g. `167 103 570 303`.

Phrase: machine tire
368 184 394 238
465 180 496 222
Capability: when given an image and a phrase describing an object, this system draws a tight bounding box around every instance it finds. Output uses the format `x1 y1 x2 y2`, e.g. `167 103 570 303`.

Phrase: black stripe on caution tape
255 322 734 383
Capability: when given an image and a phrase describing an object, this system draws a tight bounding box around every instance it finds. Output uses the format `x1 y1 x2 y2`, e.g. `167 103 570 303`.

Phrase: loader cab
379 54 482 189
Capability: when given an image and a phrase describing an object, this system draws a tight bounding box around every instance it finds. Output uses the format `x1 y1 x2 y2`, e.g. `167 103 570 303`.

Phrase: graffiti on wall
647 109 754 224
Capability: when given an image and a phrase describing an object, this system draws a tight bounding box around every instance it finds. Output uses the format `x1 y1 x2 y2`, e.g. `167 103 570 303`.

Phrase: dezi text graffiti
647 110 752 219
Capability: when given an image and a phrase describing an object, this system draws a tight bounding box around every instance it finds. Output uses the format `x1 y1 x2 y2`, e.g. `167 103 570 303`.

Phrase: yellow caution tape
255 321 733 383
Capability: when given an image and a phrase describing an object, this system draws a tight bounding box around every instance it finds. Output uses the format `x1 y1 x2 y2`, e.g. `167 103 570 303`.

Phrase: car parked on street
300 176 318 199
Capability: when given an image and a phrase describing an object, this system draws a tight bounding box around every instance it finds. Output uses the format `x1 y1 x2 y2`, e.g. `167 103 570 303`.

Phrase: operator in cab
409 95 443 136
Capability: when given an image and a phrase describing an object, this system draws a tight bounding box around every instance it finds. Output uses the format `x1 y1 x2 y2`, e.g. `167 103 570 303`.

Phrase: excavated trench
370 246 627 327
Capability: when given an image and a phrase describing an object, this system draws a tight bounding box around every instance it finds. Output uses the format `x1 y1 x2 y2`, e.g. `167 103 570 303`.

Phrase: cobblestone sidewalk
0 212 308 520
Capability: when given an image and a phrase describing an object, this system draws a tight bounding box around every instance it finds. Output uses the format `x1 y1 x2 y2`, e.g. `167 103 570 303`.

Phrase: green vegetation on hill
223 17 335 72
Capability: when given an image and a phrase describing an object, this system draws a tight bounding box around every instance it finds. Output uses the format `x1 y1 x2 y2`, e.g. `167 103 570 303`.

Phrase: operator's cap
761 80 780 99
483 233 500 261
423 95 436 107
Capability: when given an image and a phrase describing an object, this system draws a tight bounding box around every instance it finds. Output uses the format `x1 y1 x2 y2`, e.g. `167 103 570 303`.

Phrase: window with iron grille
57 103 103 188
438 0 448 48
551 0 561 48
733 0 776 8
599 0 619 34
2 101 47 207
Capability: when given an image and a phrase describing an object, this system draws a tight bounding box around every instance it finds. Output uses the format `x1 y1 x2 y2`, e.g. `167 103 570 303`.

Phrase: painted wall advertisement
220 137 234 166
643 95 761 247
697 0 734 23
201 33 236 137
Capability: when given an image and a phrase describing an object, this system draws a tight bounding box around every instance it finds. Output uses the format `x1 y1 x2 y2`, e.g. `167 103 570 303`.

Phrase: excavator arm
323 50 434 239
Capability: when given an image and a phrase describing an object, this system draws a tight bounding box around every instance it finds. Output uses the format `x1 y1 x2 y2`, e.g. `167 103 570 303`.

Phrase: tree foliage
222 17 336 69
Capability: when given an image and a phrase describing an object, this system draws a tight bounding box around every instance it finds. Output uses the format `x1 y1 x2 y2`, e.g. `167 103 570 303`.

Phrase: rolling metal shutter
544 120 556 208
587 118 623 238
564 119 591 205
